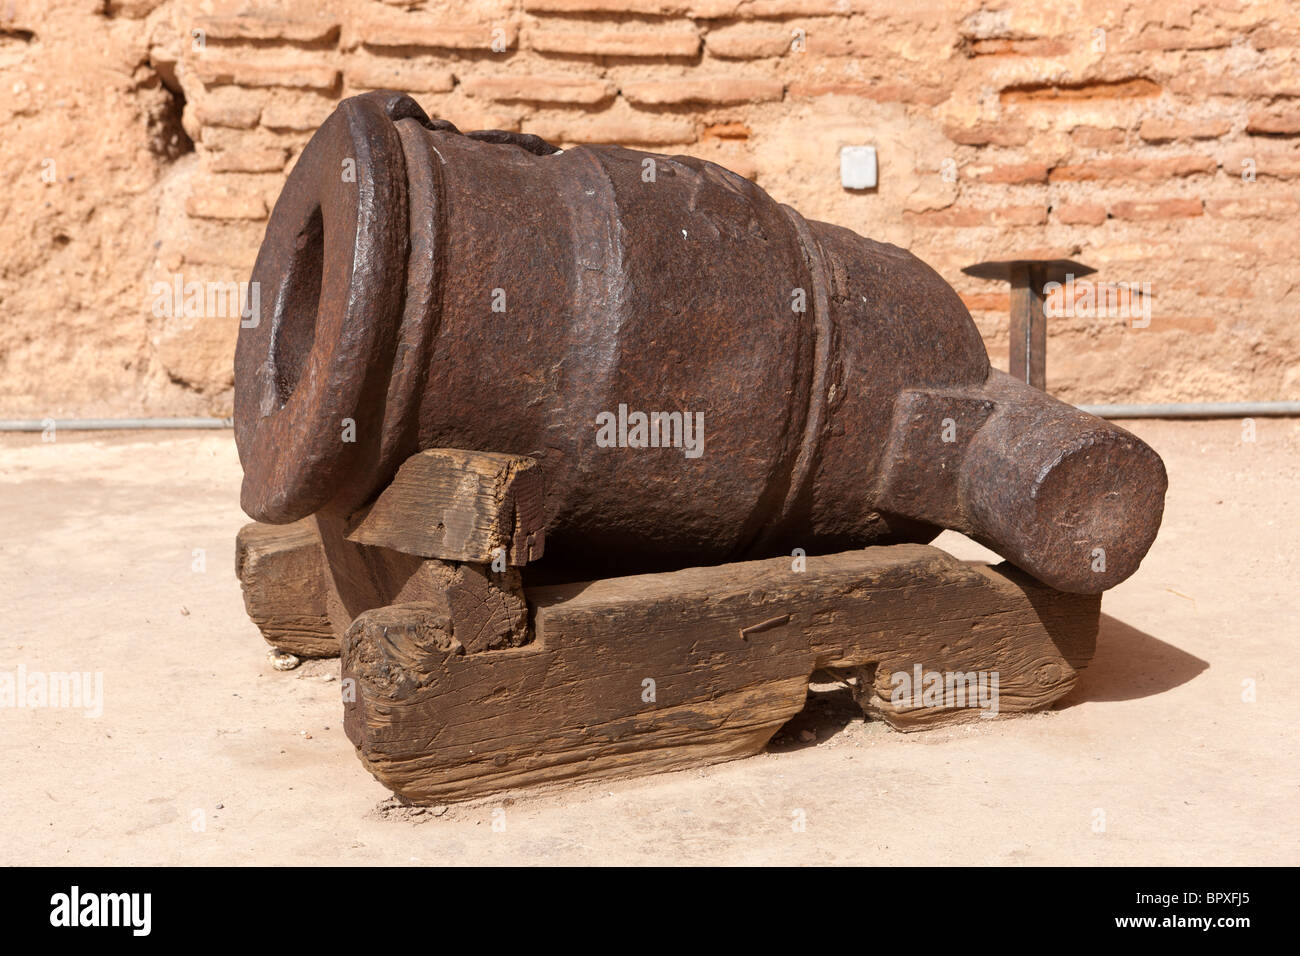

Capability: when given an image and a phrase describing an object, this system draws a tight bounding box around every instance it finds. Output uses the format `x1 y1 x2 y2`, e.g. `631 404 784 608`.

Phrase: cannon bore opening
270 205 324 407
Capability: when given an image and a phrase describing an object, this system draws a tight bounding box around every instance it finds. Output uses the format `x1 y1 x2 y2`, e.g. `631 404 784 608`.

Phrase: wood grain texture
343 448 545 565
317 511 530 654
235 519 338 657
340 543 1098 803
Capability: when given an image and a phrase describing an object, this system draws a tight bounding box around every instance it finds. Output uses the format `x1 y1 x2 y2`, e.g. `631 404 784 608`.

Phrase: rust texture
235 91 1166 594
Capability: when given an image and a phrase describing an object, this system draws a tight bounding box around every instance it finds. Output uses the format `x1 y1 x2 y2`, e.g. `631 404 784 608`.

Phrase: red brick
903 204 1047 227
344 57 453 94
1054 202 1107 225
208 147 288 173
523 0 734 13
528 111 696 146
701 122 750 141
194 58 339 92
186 189 267 221
1110 198 1202 220
960 292 1011 311
359 19 518 52
193 16 339 44
967 162 1049 184
1226 148 1300 180
260 97 336 131
527 28 700 59
789 81 948 106
1205 196 1300 220
181 236 263 269
1121 27 1235 52
1001 78 1161 104
1250 27 1300 50
966 37 1071 56
943 121 1031 147
1070 126 1126 148
1246 106 1300 136
1138 117 1232 143
198 127 271 153
448 106 522 134
622 77 783 106
1049 155 1217 182
705 23 791 60
194 99 261 129
799 31 897 58
462 74 614 105
1169 65 1300 99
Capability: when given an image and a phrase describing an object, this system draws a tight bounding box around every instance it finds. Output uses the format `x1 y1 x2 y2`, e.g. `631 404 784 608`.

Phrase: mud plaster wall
2 0 1298 418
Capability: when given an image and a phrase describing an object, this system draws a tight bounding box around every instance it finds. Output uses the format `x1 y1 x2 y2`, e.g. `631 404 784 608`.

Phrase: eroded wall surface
2 0 1298 417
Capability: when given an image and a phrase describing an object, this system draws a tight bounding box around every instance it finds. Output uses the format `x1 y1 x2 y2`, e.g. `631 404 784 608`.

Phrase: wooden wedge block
235 519 338 657
340 543 1098 804
238 447 543 659
344 448 545 565
315 512 530 651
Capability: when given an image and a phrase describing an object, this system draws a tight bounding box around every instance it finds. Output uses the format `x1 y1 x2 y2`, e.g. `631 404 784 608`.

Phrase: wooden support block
315 510 529 655
236 446 542 658
235 519 338 657
340 543 1098 804
343 449 545 565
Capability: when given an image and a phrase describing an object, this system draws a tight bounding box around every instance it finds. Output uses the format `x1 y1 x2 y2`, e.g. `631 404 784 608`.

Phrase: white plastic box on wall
840 145 878 190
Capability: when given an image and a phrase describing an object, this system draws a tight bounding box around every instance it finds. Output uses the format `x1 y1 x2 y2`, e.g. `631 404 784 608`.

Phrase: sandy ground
1 418 1296 866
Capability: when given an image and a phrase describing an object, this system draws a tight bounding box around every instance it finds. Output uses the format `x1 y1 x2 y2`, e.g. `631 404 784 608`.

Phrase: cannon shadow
768 591 1207 750
1056 612 1208 706
992 564 1206 706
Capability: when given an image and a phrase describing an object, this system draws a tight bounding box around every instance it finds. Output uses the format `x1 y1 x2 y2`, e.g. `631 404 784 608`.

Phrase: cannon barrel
235 91 1166 594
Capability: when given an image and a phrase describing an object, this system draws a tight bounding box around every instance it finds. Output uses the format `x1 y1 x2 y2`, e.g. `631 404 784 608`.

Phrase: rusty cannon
233 91 1166 803
236 91 1164 594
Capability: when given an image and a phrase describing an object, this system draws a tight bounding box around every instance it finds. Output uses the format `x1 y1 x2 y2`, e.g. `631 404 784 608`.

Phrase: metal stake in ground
962 258 1096 391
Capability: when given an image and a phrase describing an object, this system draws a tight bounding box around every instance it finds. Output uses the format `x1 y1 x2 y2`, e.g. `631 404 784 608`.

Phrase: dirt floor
1 418 1295 865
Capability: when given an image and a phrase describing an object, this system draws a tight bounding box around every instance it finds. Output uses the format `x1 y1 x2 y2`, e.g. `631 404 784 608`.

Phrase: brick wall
2 0 1298 416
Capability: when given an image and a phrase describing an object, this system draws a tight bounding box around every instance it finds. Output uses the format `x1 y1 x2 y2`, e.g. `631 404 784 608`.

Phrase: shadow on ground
1058 612 1208 706
767 678 864 752
766 612 1209 751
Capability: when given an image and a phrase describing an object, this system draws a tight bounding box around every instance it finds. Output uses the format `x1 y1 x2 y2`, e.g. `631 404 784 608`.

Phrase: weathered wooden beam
236 476 538 662
316 511 530 654
341 543 1098 804
344 448 545 565
235 519 338 658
